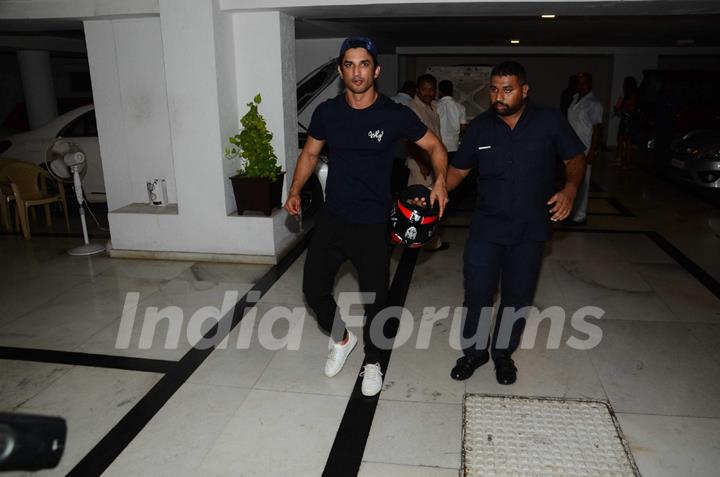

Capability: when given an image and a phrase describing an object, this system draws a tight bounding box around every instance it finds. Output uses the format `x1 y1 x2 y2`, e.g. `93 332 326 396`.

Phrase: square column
87 1 300 261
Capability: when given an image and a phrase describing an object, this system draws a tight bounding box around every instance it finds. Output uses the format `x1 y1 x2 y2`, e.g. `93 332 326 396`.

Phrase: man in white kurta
567 72 603 225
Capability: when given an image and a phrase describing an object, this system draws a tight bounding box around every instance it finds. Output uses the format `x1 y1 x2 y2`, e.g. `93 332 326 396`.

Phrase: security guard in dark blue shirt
447 61 586 385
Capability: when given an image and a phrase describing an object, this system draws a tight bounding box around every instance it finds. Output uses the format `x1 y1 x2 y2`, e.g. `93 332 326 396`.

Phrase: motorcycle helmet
390 184 440 248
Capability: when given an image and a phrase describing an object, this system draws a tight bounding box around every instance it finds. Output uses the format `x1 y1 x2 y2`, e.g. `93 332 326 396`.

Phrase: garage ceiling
0 2 719 51
295 14 720 48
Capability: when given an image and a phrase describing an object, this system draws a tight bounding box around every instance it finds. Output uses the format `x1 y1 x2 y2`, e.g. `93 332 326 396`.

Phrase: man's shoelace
360 363 382 378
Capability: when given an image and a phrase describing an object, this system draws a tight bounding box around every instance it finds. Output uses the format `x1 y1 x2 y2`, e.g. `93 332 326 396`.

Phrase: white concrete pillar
16 50 58 129
232 11 298 199
99 2 300 260
608 53 658 146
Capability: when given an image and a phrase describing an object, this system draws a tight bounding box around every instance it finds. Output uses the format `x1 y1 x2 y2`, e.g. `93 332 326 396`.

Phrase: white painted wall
85 2 300 259
232 10 300 254
85 17 177 209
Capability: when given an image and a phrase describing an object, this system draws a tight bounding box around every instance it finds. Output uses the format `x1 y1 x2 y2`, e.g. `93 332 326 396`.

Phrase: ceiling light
510 39 520 44
541 14 556 19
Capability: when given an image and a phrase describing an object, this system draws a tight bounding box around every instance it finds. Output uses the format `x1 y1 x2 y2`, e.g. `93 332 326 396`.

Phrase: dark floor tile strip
645 231 720 301
0 347 176 374
323 247 420 477
606 197 635 217
65 236 309 477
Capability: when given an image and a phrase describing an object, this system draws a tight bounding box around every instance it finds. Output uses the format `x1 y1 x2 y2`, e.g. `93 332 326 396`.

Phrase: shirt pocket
474 144 501 177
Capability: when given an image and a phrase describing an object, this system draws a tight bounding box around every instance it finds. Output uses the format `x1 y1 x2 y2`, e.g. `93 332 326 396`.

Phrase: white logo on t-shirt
368 130 384 142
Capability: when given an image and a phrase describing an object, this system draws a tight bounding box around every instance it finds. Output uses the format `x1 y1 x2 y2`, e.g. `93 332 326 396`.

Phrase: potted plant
225 93 284 216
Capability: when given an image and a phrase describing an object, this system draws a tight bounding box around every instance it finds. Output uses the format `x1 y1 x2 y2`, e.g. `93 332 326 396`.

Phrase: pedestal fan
46 139 105 256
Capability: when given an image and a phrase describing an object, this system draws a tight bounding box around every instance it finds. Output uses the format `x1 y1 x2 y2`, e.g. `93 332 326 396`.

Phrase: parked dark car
638 70 720 166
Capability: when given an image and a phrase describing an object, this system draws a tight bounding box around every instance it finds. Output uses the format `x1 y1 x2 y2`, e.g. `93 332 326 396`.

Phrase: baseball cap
338 36 379 64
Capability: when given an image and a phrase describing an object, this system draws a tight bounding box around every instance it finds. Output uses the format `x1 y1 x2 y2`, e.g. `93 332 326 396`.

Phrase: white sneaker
324 331 357 377
360 363 383 397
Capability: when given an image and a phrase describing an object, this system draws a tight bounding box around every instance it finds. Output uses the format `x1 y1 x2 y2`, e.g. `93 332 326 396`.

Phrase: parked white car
1 104 106 203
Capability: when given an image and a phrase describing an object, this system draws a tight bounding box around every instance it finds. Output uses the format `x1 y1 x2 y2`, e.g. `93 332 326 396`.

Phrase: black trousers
461 239 546 361
303 211 389 363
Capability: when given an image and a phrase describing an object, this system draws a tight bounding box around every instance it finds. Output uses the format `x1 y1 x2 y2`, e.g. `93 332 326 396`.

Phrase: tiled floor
1 158 720 476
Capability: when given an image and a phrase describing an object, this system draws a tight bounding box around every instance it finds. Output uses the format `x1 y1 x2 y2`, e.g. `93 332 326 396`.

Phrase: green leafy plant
225 93 282 180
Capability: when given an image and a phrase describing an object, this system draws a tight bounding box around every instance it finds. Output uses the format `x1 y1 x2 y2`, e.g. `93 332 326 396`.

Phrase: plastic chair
0 179 12 232
0 158 25 232
2 161 70 239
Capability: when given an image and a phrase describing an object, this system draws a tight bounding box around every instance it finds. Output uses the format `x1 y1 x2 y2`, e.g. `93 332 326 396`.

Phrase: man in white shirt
436 80 467 160
408 74 442 186
390 80 415 107
566 72 603 225
407 73 449 251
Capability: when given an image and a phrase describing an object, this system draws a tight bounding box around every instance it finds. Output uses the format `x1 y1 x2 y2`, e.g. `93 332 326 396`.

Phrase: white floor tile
0 273 90 327
98 258 193 281
364 400 461 469
76 279 252 360
102 383 251 477
464 345 607 401
175 261 270 286
546 232 624 262
197 389 348 477
687 323 720 365
359 462 459 477
11 366 161 476
551 259 678 321
380 307 465 404
590 320 720 417
617 413 720 477
606 234 676 264
253 340 363 396
0 360 72 411
634 262 720 323
0 276 165 350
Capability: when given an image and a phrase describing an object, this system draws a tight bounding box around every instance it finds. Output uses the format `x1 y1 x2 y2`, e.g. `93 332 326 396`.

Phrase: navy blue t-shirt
452 101 584 244
308 94 427 224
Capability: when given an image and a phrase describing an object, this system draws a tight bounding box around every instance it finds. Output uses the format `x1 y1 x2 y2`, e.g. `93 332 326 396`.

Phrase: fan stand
67 164 104 256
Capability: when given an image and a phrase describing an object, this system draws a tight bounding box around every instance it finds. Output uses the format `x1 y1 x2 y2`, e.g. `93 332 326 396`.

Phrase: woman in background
614 76 639 169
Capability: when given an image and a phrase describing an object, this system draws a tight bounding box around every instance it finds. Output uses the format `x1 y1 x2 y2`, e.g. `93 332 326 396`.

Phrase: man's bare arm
284 136 325 215
447 166 471 192
547 154 586 222
414 130 449 217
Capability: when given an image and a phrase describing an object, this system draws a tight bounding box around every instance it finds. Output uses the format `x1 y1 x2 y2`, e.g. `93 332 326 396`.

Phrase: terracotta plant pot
229 172 285 216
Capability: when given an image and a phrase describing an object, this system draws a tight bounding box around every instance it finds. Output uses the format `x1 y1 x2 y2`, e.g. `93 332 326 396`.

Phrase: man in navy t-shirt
284 37 448 397
446 61 586 385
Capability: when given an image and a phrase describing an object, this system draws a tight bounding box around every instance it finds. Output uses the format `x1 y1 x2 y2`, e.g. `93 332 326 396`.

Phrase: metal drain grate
462 394 640 477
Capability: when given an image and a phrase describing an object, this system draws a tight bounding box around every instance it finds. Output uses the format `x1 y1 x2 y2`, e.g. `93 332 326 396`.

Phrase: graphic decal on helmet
389 184 440 248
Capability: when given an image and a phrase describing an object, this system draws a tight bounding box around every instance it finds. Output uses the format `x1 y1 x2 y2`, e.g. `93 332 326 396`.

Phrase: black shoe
451 352 490 381
494 357 518 385
561 218 587 226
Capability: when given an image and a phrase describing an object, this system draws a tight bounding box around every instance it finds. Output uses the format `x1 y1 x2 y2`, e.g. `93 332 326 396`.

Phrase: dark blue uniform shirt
452 101 584 244
308 94 427 224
